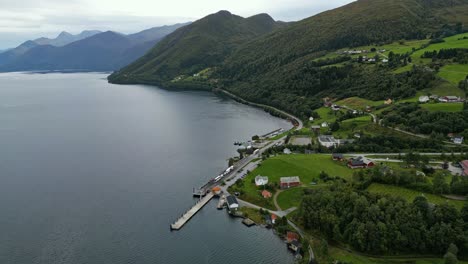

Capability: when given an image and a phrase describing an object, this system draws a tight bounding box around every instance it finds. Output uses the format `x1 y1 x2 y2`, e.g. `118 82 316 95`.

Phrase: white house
321 122 329 128
255 175 269 186
453 136 464 144
419 96 430 103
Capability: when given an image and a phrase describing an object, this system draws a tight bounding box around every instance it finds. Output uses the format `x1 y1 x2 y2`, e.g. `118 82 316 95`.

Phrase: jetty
242 218 256 227
170 193 214 230
217 195 226 209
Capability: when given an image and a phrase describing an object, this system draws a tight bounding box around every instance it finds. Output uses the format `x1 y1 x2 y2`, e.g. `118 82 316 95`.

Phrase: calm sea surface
0 72 294 264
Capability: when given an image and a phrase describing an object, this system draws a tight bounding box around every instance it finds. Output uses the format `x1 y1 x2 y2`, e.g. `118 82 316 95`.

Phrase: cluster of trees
432 22 465 39
310 56 351 67
380 103 468 136
354 166 468 196
335 134 446 153
299 184 468 256
422 48 468 64
387 51 412 68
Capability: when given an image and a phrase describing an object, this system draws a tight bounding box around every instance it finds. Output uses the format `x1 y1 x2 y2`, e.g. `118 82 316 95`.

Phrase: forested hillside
217 0 468 118
299 184 468 256
108 11 286 86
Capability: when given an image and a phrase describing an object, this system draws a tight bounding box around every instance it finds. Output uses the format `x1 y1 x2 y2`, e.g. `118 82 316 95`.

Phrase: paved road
217 89 304 130
347 152 465 156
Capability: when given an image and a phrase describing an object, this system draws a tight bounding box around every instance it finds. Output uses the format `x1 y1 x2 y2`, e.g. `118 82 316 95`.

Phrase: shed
271 214 278 224
289 240 302 253
226 195 239 210
262 190 272 199
332 153 344 161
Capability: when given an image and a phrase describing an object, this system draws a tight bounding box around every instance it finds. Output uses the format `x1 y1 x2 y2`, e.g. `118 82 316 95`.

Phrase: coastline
107 74 309 260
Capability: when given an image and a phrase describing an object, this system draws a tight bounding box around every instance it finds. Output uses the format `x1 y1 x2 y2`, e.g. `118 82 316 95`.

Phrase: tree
330 122 340 132
433 173 449 195
252 135 260 140
461 204 468 222
320 239 329 255
447 243 458 256
444 252 458 264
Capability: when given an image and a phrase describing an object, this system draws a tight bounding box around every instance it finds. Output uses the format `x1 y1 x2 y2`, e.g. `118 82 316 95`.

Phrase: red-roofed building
271 214 278 224
461 160 468 176
262 190 272 198
286 231 300 243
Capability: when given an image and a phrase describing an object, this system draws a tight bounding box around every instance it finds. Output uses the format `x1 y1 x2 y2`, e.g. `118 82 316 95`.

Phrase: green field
328 246 468 264
277 188 306 210
367 183 467 210
314 107 338 123
438 64 468 84
394 63 414 73
231 154 354 210
427 81 465 97
412 33 468 59
420 102 464 112
336 97 382 110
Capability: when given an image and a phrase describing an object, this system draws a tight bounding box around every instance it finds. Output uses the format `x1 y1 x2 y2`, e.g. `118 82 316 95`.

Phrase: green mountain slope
108 11 285 86
110 0 468 119
215 0 468 118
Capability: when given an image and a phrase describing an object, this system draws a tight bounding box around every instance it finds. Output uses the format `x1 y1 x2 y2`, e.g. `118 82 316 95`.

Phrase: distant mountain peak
58 31 72 37
215 10 232 16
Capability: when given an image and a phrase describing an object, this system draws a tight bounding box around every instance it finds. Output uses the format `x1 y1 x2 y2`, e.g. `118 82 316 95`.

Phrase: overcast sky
0 0 354 49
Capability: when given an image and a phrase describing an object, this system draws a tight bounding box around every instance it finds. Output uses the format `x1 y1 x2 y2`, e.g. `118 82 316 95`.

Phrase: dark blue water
0 72 294 264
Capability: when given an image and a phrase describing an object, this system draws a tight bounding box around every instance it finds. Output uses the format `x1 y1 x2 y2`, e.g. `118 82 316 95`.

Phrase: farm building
461 160 468 176
280 176 301 189
318 135 338 148
384 99 393 105
226 195 239 210
255 175 269 186
439 96 461 103
332 153 344 161
419 96 430 103
348 156 375 169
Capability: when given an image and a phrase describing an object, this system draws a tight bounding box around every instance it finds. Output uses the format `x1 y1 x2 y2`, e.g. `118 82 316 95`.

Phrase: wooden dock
170 193 214 230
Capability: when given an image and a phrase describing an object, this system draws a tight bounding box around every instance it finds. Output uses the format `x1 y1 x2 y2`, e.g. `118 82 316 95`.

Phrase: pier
170 193 214 230
171 123 303 231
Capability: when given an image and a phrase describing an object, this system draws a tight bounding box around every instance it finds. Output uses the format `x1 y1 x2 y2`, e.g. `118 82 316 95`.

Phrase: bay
0 72 294 264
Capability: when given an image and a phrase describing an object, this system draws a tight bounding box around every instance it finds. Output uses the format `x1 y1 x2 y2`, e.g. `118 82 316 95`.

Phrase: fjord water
0 73 294 264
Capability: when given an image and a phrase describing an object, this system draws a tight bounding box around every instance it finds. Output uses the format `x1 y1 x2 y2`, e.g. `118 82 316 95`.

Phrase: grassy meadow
367 183 467 210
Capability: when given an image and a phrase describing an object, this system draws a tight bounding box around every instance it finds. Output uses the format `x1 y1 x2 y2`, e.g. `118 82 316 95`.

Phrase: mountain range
33 30 102 47
0 23 189 72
